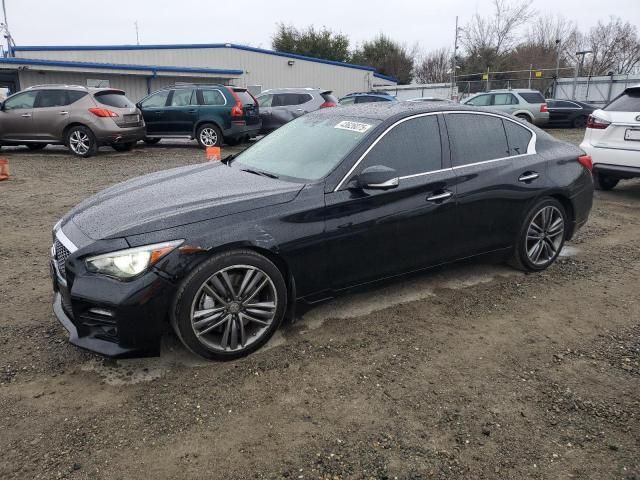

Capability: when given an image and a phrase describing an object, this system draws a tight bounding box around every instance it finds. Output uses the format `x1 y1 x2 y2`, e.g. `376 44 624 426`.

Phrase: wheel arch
549 193 576 240
514 110 534 122
193 119 224 140
63 122 94 144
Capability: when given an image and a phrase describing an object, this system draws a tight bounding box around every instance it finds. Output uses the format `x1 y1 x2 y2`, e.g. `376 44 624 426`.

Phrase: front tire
196 123 222 148
66 126 97 158
26 143 47 151
171 250 287 360
112 142 135 152
510 198 567 272
593 172 619 191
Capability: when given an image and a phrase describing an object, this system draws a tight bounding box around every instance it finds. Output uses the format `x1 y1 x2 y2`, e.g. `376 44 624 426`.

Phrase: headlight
86 240 183 279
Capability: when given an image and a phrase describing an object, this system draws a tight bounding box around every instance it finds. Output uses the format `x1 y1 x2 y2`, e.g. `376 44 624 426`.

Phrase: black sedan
546 99 596 128
50 103 594 360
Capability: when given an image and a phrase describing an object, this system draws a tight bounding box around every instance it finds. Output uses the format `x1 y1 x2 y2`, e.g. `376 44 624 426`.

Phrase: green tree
351 34 416 84
271 23 351 62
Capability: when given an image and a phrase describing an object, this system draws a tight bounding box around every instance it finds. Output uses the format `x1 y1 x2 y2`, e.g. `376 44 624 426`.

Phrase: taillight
89 108 118 118
320 101 337 108
226 87 244 118
540 103 548 113
586 115 610 129
578 155 593 171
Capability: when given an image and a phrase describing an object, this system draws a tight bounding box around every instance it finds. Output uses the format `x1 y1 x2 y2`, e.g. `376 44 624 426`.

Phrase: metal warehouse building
0 43 397 100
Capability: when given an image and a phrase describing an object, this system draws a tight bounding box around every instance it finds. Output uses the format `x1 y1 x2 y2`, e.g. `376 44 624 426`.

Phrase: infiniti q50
50 102 593 360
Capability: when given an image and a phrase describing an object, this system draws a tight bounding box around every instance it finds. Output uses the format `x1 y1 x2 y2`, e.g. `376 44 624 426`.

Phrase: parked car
339 91 396 105
255 88 337 133
546 99 596 128
463 89 549 126
138 84 260 147
50 102 593 360
406 97 454 103
580 84 640 190
0 85 144 157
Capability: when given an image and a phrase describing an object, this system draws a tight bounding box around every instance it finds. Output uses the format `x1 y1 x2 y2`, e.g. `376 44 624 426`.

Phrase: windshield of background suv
234 115 381 182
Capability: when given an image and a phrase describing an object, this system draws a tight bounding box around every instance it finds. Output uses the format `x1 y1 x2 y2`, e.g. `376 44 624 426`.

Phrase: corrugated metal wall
17 70 234 101
15 47 384 96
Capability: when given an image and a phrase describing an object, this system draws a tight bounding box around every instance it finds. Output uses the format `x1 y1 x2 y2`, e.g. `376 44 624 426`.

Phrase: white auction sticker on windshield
334 120 373 133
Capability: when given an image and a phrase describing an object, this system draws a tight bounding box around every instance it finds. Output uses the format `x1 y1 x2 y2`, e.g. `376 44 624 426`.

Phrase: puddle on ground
81 263 524 383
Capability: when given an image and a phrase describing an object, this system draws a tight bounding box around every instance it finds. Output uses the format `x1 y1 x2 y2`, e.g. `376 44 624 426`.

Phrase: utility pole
134 21 140 45
572 50 592 100
1 0 16 57
554 38 561 97
451 16 460 101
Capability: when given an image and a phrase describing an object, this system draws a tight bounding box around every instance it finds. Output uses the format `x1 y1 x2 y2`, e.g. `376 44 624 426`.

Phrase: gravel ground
1 131 638 480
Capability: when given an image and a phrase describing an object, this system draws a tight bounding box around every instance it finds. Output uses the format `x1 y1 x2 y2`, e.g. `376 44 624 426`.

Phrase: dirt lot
1 131 638 480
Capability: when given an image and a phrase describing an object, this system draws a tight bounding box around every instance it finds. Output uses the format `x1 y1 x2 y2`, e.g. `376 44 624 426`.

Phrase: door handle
426 190 453 202
518 172 539 183
21 113 32 118
59 111 69 115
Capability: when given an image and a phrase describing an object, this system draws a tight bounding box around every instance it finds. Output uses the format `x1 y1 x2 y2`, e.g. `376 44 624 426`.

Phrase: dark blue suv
138 84 261 147
338 91 396 105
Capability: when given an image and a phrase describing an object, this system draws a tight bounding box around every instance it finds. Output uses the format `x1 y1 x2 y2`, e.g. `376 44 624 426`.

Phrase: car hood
62 162 304 240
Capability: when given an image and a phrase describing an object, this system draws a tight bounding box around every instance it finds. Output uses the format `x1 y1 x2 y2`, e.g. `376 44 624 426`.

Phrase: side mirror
354 165 399 190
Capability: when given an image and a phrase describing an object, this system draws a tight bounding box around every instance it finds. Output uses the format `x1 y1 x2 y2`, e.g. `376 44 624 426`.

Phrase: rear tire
171 250 287 361
112 142 135 152
572 116 588 129
196 123 222 148
66 126 97 158
516 114 532 123
143 137 161 145
26 143 47 151
593 172 619 191
510 197 567 272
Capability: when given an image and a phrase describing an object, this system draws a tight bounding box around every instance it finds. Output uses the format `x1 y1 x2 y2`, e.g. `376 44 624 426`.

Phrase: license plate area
124 114 140 123
624 128 640 141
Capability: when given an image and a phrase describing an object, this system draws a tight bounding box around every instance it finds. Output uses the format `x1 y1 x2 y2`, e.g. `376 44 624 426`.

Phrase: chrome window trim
56 228 78 254
334 110 537 192
550 101 582 110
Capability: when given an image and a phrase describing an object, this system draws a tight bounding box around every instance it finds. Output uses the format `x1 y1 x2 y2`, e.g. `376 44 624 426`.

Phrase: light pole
572 50 592 100
554 39 561 97
1 0 16 57
451 16 461 101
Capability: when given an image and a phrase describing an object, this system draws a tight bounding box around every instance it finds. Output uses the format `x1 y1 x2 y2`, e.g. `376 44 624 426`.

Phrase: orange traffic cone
0 159 8 181
206 146 221 162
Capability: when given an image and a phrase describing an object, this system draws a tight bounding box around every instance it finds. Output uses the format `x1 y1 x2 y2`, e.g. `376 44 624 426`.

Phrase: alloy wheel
199 127 218 147
69 130 90 155
190 265 277 352
526 206 564 266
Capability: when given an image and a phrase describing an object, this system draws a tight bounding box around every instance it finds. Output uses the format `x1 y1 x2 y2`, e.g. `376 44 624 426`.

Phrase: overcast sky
4 0 639 55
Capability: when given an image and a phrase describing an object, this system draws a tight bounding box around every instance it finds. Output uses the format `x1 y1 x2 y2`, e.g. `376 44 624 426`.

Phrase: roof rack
25 84 88 90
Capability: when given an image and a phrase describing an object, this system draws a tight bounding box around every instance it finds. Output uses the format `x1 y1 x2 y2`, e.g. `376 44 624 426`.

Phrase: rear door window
493 93 517 105
170 89 195 107
604 90 640 112
518 92 545 104
200 89 226 106
35 90 69 108
503 120 533 156
94 91 135 108
353 115 442 178
141 90 170 108
446 113 510 166
4 90 38 110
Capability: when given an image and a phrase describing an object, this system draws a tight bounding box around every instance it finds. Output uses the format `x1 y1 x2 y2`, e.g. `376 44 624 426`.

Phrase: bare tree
414 48 451 83
580 17 640 75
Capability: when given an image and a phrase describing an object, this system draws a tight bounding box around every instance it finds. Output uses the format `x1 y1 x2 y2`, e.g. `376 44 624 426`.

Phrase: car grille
55 239 71 278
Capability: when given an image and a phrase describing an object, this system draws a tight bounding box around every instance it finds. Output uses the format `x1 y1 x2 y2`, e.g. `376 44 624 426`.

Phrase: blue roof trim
0 57 243 75
13 43 379 73
373 72 398 83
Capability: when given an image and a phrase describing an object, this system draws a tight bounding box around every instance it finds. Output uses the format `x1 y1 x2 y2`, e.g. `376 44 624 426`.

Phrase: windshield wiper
241 168 279 179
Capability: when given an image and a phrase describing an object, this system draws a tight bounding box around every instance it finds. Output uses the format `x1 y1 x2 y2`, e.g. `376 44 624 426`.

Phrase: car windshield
234 115 381 182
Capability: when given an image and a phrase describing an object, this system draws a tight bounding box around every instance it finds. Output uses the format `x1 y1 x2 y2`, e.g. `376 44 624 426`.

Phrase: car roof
259 87 323 93
343 91 395 98
22 84 123 94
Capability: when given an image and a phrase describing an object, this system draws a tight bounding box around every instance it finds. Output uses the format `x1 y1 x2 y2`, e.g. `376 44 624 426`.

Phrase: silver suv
463 89 549 126
0 85 145 157
255 87 338 133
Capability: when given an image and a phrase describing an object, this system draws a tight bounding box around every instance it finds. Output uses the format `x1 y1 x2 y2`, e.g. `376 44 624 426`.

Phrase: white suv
580 85 640 190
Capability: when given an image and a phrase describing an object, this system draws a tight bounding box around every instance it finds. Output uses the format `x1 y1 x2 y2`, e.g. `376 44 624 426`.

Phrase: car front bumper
51 258 176 358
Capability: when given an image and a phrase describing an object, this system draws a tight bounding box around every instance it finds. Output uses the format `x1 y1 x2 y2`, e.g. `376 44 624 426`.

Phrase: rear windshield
234 89 257 106
604 90 640 112
94 91 135 108
518 92 545 104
